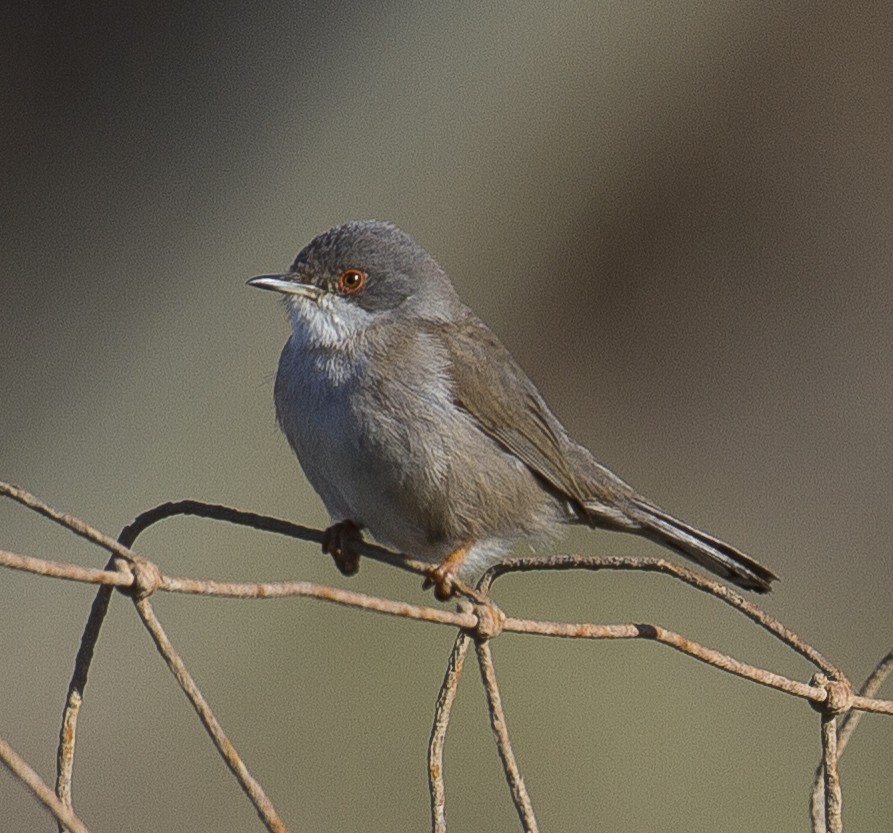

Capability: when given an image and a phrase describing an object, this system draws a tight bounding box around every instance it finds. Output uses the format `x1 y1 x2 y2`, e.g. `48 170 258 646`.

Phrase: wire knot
116 555 163 601
470 601 505 640
810 673 854 716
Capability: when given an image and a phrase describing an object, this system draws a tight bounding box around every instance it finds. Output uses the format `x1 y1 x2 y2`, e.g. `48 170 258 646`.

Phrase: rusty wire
1 480 891 833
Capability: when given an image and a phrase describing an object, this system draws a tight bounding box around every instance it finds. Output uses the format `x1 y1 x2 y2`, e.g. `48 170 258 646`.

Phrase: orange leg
322 520 363 576
423 542 473 601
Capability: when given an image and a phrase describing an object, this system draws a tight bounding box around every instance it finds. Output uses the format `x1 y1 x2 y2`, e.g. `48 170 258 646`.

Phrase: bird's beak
247 274 325 302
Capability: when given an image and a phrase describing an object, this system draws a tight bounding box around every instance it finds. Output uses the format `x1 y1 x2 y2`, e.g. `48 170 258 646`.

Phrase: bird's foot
321 520 363 576
423 543 472 601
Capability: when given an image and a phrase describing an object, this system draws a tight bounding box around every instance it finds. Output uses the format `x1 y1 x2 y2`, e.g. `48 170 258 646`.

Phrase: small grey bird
249 220 777 599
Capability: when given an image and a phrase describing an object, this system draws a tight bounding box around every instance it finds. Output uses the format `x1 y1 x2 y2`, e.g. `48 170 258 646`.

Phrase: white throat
287 295 372 351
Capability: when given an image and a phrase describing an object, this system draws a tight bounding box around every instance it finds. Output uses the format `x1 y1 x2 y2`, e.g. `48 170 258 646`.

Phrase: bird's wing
424 317 778 592
428 315 591 509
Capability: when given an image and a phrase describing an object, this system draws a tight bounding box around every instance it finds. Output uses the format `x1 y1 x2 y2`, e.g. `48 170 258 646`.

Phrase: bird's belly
291 412 444 556
274 343 436 553
276 373 363 519
274 336 565 568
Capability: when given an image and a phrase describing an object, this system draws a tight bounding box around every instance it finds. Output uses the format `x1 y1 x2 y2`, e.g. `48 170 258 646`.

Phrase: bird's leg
424 542 473 601
321 519 363 576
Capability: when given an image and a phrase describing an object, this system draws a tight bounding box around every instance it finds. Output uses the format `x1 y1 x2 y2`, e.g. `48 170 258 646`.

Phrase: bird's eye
336 268 367 295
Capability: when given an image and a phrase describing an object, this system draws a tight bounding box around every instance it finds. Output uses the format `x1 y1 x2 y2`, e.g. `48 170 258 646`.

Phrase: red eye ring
336 268 367 295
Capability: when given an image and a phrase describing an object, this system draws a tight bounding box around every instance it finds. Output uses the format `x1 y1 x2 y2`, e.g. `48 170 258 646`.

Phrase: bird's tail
619 498 778 593
563 445 777 593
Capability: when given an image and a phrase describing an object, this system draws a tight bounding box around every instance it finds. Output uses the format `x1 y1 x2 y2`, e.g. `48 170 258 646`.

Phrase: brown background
2 3 891 831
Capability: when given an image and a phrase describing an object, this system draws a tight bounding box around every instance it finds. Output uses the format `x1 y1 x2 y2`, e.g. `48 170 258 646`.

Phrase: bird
248 220 777 599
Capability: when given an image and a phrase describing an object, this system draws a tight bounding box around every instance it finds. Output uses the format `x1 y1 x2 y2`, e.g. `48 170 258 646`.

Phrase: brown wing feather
421 317 778 592
428 316 589 510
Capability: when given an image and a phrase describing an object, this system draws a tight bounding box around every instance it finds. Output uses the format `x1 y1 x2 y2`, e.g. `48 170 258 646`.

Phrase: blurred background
2 2 891 831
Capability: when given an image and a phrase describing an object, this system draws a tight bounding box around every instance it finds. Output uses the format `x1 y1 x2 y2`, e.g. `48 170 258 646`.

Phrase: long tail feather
567 447 777 593
626 499 777 593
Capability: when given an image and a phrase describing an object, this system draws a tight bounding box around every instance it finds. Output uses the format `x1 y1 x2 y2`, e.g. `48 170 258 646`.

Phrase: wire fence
1 480 891 833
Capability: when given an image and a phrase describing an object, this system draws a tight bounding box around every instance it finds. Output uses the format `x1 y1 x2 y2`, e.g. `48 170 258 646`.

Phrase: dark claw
321 520 362 576
423 566 457 601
